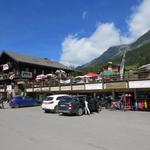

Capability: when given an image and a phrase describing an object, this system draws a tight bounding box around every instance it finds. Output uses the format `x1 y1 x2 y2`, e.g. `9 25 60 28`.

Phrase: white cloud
60 0 150 67
60 23 124 66
128 0 150 38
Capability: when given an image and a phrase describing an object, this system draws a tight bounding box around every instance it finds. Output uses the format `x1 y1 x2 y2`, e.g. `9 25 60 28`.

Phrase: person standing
84 98 90 115
0 94 4 109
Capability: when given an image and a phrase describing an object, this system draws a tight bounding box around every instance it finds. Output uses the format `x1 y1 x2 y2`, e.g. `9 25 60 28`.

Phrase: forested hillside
77 41 150 74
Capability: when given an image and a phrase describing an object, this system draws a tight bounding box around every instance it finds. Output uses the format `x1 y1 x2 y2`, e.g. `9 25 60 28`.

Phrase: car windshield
60 97 72 103
72 96 84 102
72 97 78 102
46 97 53 101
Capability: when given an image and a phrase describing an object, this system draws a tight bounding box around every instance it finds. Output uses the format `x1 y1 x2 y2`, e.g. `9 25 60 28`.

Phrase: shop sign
72 85 85 90
26 88 33 92
85 83 103 90
129 80 150 88
104 82 127 89
6 85 12 91
41 87 50 92
51 87 60 91
33 88 41 92
61 86 71 91
21 71 32 78
3 64 9 71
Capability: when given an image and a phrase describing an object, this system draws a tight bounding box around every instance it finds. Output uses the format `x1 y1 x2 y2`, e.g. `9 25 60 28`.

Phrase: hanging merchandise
144 100 148 110
135 92 150 111
135 100 138 110
141 100 144 110
138 100 141 110
139 100 144 110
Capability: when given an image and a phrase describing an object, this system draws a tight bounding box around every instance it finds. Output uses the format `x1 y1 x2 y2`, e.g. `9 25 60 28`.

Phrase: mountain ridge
77 29 150 70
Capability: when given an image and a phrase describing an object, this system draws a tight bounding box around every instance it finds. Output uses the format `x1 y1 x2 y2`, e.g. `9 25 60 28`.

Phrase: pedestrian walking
84 98 90 115
0 95 4 109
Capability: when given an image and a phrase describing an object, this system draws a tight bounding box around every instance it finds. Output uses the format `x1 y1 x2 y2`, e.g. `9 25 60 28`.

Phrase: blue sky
0 0 150 66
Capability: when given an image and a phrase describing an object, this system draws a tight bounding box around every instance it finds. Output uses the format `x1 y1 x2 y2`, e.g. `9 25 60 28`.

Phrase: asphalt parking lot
0 106 150 150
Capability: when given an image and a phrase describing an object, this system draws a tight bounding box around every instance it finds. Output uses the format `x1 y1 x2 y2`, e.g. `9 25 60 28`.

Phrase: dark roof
2 51 72 71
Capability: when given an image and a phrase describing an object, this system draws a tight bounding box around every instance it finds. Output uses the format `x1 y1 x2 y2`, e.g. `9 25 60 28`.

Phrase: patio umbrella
36 74 46 80
55 69 66 79
75 76 85 79
46 73 57 78
84 73 102 78
55 69 65 73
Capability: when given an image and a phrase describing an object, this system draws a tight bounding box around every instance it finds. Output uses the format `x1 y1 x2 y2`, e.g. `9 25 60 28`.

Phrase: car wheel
76 108 83 116
15 105 19 108
96 105 102 113
54 105 58 113
44 110 50 113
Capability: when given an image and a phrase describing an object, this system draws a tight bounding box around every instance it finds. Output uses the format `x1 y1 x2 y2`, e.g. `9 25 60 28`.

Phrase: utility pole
120 51 126 80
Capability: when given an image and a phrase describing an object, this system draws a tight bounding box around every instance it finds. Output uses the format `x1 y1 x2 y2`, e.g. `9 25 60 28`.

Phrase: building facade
100 62 120 73
0 51 72 90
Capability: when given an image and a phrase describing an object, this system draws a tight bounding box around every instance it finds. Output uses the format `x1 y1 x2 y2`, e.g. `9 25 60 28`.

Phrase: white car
41 94 69 113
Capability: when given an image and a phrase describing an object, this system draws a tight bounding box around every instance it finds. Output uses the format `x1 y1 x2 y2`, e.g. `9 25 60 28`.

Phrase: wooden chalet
0 51 73 84
100 62 120 73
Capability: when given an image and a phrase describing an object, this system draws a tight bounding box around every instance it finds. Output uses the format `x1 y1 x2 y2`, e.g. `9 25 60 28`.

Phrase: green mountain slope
124 42 150 70
112 41 150 70
77 42 150 74
77 29 150 71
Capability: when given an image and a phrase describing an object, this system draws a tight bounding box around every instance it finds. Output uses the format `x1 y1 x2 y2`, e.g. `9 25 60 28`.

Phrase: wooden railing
25 79 150 93
25 72 150 89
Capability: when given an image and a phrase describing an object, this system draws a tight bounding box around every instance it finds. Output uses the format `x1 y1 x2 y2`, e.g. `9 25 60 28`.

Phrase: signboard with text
85 83 103 90
72 85 85 90
33 88 41 92
61 86 71 91
21 71 32 78
41 87 50 92
6 85 12 91
129 80 150 88
3 64 9 71
104 82 128 89
26 88 33 92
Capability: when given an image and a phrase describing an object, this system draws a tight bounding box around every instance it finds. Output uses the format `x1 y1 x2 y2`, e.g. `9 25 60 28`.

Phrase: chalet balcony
0 72 149 94
22 72 150 93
